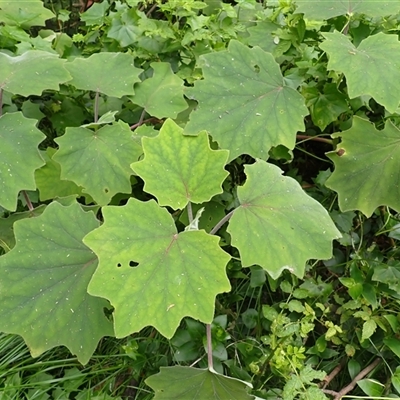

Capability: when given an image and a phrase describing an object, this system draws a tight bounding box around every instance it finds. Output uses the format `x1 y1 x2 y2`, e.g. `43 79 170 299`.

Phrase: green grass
0 332 159 399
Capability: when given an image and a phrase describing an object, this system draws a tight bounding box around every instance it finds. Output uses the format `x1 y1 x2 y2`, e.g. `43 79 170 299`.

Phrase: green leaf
131 62 188 118
372 263 400 292
0 205 46 253
392 366 400 394
357 379 384 397
384 337 400 358
81 1 109 25
35 148 83 201
361 319 377 342
107 8 141 47
81 111 118 129
0 202 114 364
303 83 348 131
53 121 137 206
295 0 400 20
326 117 400 216
0 51 70 96
247 20 280 53
0 112 45 211
132 119 229 209
227 160 341 279
348 359 361 380
0 0 55 28
145 366 254 400
185 40 308 161
83 198 231 338
320 32 400 113
65 52 142 97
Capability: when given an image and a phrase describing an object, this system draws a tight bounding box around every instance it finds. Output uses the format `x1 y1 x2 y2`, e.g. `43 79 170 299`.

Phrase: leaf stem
296 135 333 145
94 90 99 123
187 202 193 224
22 191 34 211
206 323 213 370
210 210 235 236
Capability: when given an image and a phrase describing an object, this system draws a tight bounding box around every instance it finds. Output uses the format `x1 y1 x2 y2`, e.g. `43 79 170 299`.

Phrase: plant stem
296 134 333 145
94 90 99 123
206 323 213 370
131 109 147 130
22 191 34 211
130 117 162 130
187 202 193 224
210 210 235 235
323 358 381 400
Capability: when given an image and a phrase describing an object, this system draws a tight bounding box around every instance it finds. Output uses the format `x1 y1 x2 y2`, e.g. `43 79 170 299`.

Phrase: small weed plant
1 0 400 399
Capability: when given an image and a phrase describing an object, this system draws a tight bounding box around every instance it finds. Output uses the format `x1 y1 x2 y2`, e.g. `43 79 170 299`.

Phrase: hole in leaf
129 261 139 268
117 263 122 267
253 64 260 73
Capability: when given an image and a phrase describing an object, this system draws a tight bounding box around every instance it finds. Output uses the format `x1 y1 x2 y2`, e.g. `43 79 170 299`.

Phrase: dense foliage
1 0 400 399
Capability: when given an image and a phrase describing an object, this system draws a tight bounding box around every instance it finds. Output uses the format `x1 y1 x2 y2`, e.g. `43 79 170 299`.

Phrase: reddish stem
296 135 333 145
22 191 34 211
206 323 213 370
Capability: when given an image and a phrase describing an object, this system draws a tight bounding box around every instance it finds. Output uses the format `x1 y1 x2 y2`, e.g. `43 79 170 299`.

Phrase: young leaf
227 160 341 279
362 319 377 342
132 119 229 209
184 40 308 161
145 366 254 400
295 0 400 20
0 202 114 364
320 32 400 113
65 52 142 97
53 121 137 206
130 62 188 118
83 198 231 339
326 117 400 216
0 112 45 211
0 51 70 96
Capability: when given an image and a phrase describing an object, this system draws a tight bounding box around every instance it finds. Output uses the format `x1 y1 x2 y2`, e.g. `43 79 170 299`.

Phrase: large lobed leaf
146 366 254 400
0 112 45 211
227 160 341 279
326 117 400 217
53 121 137 206
294 0 400 20
0 0 55 28
83 198 231 339
184 40 308 161
65 52 142 97
0 202 114 364
132 119 229 209
320 32 400 113
0 50 70 96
